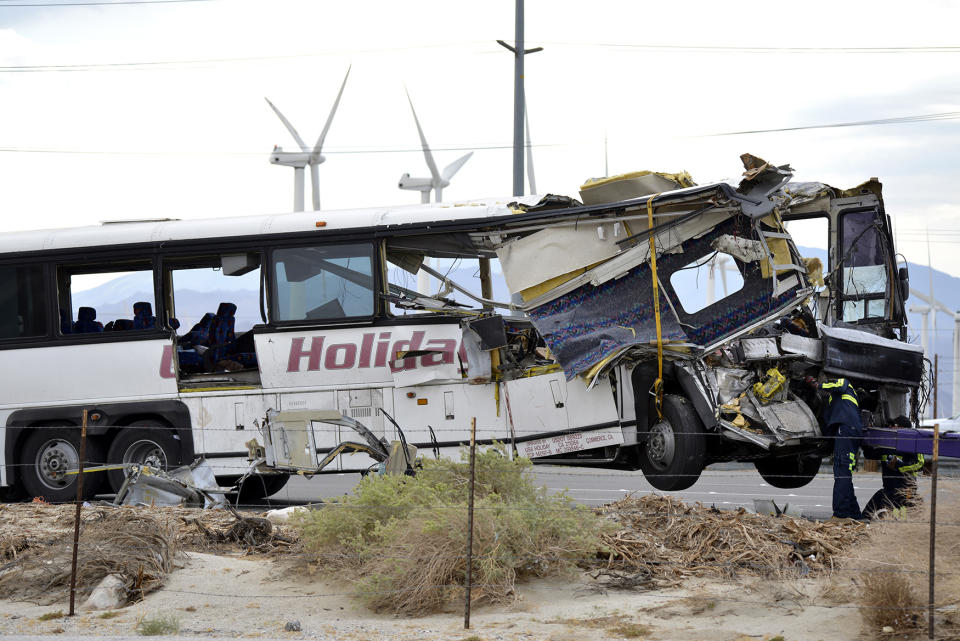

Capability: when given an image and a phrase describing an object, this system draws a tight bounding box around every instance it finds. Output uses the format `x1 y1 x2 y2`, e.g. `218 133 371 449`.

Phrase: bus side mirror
899 266 909 300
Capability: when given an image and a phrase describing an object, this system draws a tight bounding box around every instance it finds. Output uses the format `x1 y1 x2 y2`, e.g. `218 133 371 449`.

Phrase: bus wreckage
0 153 922 500
260 153 921 492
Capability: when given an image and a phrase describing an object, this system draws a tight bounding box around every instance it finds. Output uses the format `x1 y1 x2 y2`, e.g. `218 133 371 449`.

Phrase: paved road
249 465 898 520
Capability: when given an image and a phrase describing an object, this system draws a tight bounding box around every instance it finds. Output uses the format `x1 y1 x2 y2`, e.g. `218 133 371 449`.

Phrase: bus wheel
639 394 706 492
755 454 822 489
235 474 290 502
20 427 106 502
106 422 179 492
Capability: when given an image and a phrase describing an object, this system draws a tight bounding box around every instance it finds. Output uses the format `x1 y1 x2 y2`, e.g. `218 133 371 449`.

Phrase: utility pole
497 0 542 197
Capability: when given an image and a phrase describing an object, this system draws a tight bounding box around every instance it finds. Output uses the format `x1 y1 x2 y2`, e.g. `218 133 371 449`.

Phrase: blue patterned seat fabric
209 302 258 368
132 301 156 330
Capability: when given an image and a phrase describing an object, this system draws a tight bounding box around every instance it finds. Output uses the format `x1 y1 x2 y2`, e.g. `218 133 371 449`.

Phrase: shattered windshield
840 210 888 321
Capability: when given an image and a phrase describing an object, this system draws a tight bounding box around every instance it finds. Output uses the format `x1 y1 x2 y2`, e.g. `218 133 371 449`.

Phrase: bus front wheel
106 422 179 492
754 454 822 489
20 427 106 502
638 394 707 492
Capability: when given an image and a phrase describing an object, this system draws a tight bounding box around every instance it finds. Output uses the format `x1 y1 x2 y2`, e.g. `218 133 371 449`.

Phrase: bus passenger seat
176 312 216 372
184 312 215 347
73 307 103 333
132 302 156 330
210 302 257 368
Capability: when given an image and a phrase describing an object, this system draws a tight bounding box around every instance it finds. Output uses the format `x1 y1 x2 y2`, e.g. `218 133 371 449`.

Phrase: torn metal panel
780 333 822 361
579 170 696 205
114 459 228 508
706 367 754 405
711 234 767 263
496 224 623 299
740 338 780 361
818 322 924 386
753 396 820 440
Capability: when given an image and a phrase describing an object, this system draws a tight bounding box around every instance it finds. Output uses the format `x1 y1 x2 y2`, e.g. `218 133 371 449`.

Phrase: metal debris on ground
114 459 229 508
595 495 867 588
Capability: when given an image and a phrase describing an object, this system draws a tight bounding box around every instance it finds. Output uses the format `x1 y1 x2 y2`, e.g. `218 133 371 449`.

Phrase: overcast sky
1 0 959 279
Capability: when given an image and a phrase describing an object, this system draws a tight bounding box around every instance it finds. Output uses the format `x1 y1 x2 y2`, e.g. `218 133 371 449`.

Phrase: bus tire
754 454 822 489
639 394 706 492
235 474 290 502
19 427 106 502
106 421 179 492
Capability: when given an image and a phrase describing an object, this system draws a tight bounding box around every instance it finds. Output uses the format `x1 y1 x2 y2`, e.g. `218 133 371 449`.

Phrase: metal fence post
69 409 88 616
929 423 939 640
464 417 477 629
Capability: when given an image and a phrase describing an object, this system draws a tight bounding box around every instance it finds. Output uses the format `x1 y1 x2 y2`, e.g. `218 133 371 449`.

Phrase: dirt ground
3 490 953 641
0 549 857 641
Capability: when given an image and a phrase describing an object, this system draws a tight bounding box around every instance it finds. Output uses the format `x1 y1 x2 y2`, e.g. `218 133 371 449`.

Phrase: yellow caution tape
647 193 664 420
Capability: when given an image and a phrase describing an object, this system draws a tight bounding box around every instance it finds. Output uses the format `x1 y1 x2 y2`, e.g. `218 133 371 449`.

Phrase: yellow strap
841 393 859 406
647 193 664 420
822 381 843 389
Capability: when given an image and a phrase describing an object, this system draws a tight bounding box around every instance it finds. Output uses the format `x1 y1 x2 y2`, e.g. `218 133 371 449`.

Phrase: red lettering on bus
325 343 357 370
287 336 324 372
422 338 456 366
390 331 425 373
358 333 374 368
160 345 176 379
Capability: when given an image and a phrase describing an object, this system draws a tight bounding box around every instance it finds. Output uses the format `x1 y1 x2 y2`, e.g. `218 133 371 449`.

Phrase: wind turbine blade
442 151 473 182
405 89 441 184
313 65 351 158
525 106 536 195
310 163 320 210
264 97 308 152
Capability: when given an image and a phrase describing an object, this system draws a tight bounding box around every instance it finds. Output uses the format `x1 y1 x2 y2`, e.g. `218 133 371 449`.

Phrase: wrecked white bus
0 154 922 501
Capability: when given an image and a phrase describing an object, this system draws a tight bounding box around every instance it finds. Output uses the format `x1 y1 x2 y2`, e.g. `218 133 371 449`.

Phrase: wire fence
0 419 956 638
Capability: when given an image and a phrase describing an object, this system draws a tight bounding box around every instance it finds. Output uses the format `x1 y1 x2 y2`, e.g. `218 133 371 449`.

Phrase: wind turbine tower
398 91 473 204
266 66 351 212
398 91 473 295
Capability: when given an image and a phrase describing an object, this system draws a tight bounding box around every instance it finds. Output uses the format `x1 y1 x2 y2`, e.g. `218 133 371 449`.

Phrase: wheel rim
122 439 168 470
35 438 79 490
646 421 676 471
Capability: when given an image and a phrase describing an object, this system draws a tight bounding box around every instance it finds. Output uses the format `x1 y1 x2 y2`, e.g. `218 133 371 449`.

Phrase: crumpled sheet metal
526 259 686 380
115 459 227 509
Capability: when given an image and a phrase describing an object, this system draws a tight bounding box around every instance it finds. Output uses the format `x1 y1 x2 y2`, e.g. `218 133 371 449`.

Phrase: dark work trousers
862 457 920 518
832 421 863 519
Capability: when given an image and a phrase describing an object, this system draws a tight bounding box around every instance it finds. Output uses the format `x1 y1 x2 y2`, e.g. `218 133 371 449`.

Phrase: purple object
863 427 960 460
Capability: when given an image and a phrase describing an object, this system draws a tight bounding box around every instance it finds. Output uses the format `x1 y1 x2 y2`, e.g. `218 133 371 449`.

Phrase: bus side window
57 261 156 335
0 265 48 339
272 243 376 322
166 256 262 335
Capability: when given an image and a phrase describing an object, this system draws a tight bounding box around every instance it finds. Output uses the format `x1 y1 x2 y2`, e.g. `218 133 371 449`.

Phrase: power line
0 142 560 156
701 111 960 137
542 40 960 54
0 42 492 72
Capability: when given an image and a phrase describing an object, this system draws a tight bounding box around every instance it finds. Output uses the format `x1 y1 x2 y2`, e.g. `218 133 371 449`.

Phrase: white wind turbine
266 66 351 212
398 91 473 204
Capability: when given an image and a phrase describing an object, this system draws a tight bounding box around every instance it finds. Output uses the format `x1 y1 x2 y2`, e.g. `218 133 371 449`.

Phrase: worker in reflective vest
820 378 863 520
862 452 924 519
